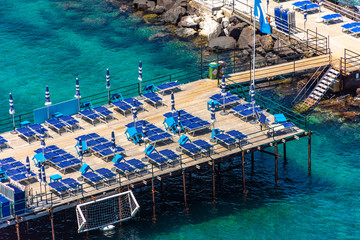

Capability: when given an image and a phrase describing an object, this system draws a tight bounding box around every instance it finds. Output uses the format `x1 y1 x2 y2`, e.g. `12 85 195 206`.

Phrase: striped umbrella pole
138 61 144 99
111 131 116 151
304 5 307 28
132 99 137 130
42 164 48 203
220 76 228 115
45 85 52 120
171 91 176 115
142 121 147 146
74 78 81 113
106 68 111 105
177 110 182 136
38 165 42 201
210 101 216 141
78 139 83 162
9 93 16 133
250 84 255 114
26 156 30 177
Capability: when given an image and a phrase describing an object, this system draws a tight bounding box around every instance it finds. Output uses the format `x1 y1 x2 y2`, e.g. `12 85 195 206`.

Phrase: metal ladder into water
293 60 340 113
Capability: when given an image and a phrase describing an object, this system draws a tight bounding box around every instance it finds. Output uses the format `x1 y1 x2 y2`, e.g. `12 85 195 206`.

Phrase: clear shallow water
1 0 360 239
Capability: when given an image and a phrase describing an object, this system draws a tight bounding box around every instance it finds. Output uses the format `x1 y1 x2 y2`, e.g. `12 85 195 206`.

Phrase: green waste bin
209 62 219 79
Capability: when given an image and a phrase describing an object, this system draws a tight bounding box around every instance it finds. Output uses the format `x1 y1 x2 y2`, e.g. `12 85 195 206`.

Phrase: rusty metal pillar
275 142 278 184
212 160 215 202
15 216 20 240
151 165 156 222
283 141 287 161
49 207 55 240
241 151 247 194
182 169 187 209
308 131 312 176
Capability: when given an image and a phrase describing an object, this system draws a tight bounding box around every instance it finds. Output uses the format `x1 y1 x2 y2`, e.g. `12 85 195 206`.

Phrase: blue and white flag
254 0 271 34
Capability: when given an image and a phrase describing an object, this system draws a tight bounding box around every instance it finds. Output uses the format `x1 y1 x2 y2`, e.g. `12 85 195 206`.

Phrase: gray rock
179 16 198 28
157 0 176 10
256 46 266 55
259 35 274 51
199 16 222 40
209 36 236 50
152 5 167 14
163 6 183 24
175 27 197 38
146 1 156 9
228 22 247 41
255 54 266 68
229 16 240 25
237 26 253 49
133 0 149 10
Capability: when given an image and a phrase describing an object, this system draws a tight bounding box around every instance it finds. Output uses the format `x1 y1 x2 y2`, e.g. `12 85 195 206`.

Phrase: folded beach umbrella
304 4 307 22
45 85 52 119
106 69 111 104
40 132 46 149
111 131 116 151
38 165 42 183
78 139 83 161
142 121 147 144
211 101 216 125
9 93 16 132
250 84 255 111
132 99 137 129
75 78 81 99
177 110 182 135
42 164 46 184
138 60 144 98
171 91 176 114
26 156 30 177
220 76 228 115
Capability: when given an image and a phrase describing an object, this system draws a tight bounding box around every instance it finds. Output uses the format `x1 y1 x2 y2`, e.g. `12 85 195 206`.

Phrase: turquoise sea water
1 0 360 239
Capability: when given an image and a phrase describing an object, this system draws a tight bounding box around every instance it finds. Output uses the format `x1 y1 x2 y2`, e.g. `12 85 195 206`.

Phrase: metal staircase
293 60 340 113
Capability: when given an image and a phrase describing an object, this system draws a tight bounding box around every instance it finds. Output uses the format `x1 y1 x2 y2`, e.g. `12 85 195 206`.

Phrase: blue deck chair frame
125 127 143 145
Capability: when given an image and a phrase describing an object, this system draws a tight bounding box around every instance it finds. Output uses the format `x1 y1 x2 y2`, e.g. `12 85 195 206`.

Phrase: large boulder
175 27 197 38
199 16 222 40
259 35 274 51
209 36 236 50
228 22 247 41
237 26 253 49
133 0 149 10
157 0 176 10
178 15 199 28
229 16 240 25
152 5 167 14
163 6 183 24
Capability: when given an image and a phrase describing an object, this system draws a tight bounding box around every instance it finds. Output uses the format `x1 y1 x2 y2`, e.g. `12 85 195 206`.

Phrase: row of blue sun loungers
144 145 181 170
209 92 242 107
163 110 211 136
48 178 81 199
125 120 173 146
0 157 36 182
113 158 148 179
178 135 214 160
322 13 343 24
112 97 144 117
76 133 125 161
214 130 248 150
0 136 9 152
33 145 81 173
142 92 164 108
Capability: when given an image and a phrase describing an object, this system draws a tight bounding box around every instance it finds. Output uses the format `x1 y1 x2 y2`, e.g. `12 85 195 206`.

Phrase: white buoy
101 225 115 231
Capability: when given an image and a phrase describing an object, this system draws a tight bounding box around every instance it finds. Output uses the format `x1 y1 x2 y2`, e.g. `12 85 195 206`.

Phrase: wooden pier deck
0 78 310 227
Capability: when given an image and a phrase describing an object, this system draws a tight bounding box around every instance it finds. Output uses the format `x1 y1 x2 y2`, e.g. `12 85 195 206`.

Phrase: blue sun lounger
178 135 203 160
210 92 242 107
16 127 37 143
349 27 360 36
214 133 238 150
145 145 173 169
28 124 49 137
341 22 360 32
95 168 117 185
79 163 104 189
62 178 81 195
299 3 319 13
123 98 144 112
127 159 148 175
79 110 102 126
292 0 312 9
321 13 343 24
192 139 214 156
0 136 9 152
92 106 114 122
58 115 80 131
112 100 132 116
156 81 181 95
113 162 136 179
143 92 164 108
45 118 68 135
48 181 70 199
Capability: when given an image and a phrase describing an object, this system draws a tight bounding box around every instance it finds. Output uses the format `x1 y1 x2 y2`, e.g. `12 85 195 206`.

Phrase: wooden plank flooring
0 78 306 217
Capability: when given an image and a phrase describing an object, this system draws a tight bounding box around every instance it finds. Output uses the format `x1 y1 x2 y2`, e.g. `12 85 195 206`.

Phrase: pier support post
212 160 215 202
49 207 56 240
118 188 123 225
251 151 254 175
283 142 287 161
15 215 20 240
182 169 187 210
241 151 248 194
275 142 278 184
151 165 156 222
308 131 312 176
